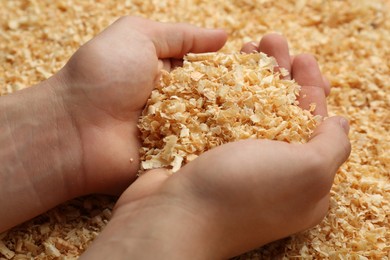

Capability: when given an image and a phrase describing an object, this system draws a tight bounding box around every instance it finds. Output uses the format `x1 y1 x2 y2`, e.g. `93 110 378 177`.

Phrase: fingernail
339 117 349 134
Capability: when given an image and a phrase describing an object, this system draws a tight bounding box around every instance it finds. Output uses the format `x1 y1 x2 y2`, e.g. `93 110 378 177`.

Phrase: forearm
0 75 82 232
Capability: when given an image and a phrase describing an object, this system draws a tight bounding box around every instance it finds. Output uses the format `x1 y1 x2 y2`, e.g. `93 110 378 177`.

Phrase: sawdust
0 0 389 259
139 52 320 172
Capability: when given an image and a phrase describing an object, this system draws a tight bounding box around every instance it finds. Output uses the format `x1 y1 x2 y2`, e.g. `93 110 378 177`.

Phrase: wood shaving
139 52 320 172
0 0 389 259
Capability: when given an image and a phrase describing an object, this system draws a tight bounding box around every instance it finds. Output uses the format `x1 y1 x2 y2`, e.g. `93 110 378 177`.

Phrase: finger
299 86 328 116
306 116 351 175
292 55 330 98
128 17 228 58
292 54 324 87
292 54 328 116
322 75 331 96
240 41 259 53
259 33 291 79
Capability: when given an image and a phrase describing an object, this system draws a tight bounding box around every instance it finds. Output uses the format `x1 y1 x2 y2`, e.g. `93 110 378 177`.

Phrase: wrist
45 71 87 197
82 183 222 259
0 73 84 231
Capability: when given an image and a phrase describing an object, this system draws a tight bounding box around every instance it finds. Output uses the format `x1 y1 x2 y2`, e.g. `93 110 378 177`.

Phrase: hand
0 16 227 232
81 35 351 259
57 16 227 194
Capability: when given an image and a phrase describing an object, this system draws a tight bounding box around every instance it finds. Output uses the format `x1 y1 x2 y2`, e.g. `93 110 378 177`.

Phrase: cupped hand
83 34 351 259
55 16 227 195
173 36 350 256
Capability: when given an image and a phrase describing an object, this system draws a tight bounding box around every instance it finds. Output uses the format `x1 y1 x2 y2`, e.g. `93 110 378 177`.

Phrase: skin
0 16 351 259
0 16 227 231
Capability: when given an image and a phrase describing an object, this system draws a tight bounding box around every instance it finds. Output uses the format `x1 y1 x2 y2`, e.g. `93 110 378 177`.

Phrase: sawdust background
0 0 389 259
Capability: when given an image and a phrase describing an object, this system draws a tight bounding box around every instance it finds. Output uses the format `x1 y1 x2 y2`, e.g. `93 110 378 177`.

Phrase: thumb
132 17 228 58
306 116 351 172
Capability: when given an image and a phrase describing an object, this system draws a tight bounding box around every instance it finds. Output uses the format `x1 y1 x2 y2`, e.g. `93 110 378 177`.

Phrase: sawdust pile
0 0 389 259
139 52 319 172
